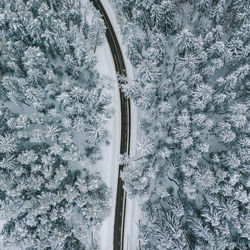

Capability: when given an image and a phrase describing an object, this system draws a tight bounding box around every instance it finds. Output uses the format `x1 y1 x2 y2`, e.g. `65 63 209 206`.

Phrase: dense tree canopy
0 0 111 249
113 0 250 249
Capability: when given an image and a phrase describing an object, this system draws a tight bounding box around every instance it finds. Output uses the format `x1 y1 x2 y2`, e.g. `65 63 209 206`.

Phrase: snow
123 98 141 250
94 37 120 249
124 196 141 250
0 220 19 250
0 1 139 249
95 1 140 249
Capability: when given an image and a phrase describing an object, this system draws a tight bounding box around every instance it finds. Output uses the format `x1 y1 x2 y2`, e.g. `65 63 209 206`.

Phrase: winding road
89 1 131 250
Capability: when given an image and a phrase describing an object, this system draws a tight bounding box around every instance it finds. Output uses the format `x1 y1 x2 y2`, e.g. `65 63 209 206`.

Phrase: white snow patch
94 37 120 250
123 100 141 250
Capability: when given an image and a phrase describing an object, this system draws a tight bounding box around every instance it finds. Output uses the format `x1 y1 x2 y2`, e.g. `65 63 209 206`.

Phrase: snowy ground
96 1 141 250
124 103 141 250
95 36 120 249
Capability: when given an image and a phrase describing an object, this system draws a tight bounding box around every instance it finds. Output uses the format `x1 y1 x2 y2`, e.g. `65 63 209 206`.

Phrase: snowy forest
0 0 112 249
0 0 249 249
111 0 250 249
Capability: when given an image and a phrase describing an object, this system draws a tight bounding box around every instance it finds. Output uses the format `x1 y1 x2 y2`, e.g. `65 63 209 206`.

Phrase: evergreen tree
0 0 112 248
111 0 250 248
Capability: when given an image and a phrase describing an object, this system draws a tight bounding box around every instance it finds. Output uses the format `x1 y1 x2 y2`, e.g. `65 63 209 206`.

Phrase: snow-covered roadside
124 100 141 250
95 38 120 250
98 1 141 249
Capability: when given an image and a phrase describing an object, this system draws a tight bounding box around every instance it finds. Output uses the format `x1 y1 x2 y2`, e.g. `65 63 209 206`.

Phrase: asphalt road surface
89 1 131 250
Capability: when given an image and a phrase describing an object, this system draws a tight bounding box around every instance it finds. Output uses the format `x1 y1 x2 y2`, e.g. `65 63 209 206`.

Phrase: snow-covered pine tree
0 0 113 248
111 0 250 248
